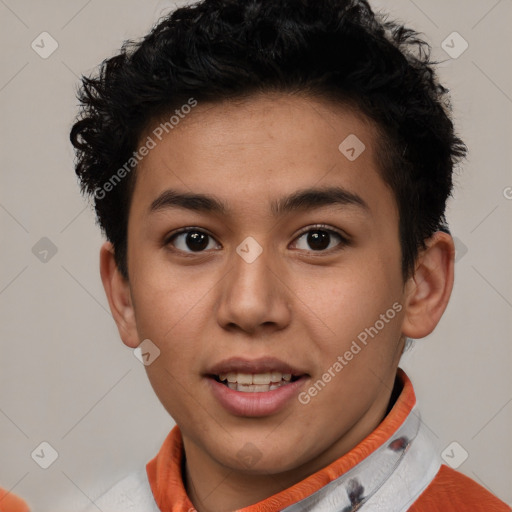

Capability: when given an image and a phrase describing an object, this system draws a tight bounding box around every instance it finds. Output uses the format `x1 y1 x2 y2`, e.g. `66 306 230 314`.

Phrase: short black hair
70 0 467 281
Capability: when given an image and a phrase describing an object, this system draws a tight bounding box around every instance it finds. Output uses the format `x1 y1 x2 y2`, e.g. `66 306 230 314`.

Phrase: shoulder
0 488 30 512
80 468 160 512
408 464 511 512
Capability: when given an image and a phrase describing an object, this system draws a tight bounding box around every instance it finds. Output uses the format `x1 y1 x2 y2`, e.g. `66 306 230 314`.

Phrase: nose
215 241 292 336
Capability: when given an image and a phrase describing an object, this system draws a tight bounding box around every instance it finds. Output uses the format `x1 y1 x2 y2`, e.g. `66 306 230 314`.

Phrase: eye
165 228 220 253
291 225 349 252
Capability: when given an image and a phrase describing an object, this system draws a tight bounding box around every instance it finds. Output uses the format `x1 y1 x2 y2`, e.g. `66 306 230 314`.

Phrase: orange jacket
146 369 510 511
0 488 29 512
4 370 510 511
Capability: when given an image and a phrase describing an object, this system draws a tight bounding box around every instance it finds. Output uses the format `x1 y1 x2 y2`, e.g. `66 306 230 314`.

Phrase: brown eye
167 229 220 253
293 226 348 252
306 230 330 251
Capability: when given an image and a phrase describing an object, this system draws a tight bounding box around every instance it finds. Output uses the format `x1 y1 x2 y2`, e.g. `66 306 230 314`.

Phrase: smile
206 357 308 416
214 371 299 392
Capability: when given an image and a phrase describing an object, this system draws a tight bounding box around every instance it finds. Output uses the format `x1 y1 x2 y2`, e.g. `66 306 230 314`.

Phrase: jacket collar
146 368 422 511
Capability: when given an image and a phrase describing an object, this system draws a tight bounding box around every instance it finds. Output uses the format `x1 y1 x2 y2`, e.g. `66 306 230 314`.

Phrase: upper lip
206 357 308 376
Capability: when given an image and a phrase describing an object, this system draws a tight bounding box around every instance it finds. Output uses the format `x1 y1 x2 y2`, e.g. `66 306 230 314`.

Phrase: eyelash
164 224 350 256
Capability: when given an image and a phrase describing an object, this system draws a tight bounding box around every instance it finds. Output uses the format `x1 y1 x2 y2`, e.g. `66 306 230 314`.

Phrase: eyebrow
149 186 370 217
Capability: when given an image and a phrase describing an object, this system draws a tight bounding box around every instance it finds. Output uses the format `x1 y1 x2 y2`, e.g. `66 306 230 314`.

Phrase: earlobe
99 241 140 348
401 231 455 339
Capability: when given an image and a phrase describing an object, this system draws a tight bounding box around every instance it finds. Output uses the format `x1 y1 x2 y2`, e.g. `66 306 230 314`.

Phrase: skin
100 92 455 512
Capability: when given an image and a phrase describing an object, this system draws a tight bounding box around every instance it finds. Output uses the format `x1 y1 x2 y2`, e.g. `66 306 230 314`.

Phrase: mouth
205 357 309 416
211 371 302 393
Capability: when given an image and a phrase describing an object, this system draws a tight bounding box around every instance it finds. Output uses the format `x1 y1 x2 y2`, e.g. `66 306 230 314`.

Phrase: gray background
0 0 511 510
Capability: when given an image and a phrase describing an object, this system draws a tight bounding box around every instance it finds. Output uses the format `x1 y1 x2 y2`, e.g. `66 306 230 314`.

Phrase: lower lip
207 377 308 417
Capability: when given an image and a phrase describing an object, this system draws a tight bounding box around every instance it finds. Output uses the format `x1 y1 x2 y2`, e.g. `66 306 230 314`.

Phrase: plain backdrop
0 0 511 510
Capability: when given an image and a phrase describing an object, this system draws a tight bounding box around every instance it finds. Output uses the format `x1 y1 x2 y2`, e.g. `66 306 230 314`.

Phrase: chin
213 440 307 475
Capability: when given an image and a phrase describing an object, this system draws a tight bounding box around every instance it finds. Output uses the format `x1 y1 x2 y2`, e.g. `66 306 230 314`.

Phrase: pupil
187 231 208 251
308 230 329 250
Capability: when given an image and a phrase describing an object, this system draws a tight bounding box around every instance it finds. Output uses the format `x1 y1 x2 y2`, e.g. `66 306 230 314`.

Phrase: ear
401 231 455 339
99 241 140 348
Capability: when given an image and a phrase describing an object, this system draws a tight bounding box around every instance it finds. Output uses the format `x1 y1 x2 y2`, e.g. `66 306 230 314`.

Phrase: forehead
130 93 395 221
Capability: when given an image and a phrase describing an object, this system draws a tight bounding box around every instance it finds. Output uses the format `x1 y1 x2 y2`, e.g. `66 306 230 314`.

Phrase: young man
63 0 508 510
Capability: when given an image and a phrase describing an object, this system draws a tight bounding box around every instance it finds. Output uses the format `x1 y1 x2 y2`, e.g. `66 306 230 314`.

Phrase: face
123 93 409 479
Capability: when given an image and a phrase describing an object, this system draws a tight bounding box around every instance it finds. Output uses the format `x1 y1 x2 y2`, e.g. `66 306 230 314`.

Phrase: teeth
271 371 282 381
237 373 253 385
227 381 288 393
253 372 272 385
253 384 270 392
216 371 297 391
218 371 291 385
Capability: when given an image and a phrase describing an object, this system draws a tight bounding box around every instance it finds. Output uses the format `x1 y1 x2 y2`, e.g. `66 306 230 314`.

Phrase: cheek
300 260 403 362
305 265 390 328
130 256 206 336
144 359 210 435
130 261 215 379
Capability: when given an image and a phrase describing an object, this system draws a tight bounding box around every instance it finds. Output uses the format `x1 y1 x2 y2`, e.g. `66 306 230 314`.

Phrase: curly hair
70 0 467 281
